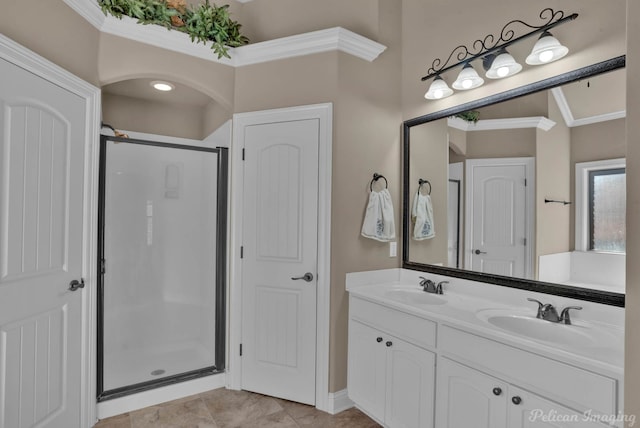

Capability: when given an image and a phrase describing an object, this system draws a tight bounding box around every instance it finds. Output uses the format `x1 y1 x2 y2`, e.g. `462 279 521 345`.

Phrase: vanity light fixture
151 81 175 92
452 63 484 90
424 75 454 100
420 8 578 100
485 48 522 79
525 31 569 65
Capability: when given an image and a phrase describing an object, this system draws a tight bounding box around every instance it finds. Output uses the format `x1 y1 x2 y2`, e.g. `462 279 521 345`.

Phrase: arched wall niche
101 76 231 141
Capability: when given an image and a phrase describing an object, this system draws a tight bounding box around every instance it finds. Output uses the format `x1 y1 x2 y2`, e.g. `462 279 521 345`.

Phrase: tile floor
94 388 381 428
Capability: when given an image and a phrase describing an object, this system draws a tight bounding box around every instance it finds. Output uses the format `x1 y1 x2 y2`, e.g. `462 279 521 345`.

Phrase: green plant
98 0 249 59
454 110 480 123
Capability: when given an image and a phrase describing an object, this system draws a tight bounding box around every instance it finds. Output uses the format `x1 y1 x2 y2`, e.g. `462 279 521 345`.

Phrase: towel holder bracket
370 173 388 191
418 178 432 195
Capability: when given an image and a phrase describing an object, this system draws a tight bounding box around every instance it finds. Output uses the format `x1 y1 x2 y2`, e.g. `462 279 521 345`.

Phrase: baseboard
96 373 226 420
326 389 354 415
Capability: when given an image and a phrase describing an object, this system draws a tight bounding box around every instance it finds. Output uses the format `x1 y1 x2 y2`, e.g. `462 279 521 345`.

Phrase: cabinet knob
512 396 522 405
386 341 393 347
376 337 383 343
492 387 502 396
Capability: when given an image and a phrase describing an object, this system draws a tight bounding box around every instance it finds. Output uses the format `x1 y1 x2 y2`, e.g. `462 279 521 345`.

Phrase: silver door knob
291 272 314 282
474 249 487 255
69 278 85 291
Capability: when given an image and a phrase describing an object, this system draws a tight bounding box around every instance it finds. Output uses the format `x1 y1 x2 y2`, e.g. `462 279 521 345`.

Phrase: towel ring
418 179 431 195
370 173 388 191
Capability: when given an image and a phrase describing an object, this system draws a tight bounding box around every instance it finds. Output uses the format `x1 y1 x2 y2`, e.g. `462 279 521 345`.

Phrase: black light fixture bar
420 8 578 82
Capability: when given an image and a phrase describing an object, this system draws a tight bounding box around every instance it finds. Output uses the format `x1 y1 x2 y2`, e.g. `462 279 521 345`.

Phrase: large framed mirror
403 56 625 306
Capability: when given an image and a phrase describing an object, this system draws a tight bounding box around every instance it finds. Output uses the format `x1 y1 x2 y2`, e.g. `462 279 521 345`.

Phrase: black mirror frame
402 55 626 307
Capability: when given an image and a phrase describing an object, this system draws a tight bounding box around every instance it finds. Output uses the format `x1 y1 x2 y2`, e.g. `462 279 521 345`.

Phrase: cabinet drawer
439 325 617 417
350 296 436 349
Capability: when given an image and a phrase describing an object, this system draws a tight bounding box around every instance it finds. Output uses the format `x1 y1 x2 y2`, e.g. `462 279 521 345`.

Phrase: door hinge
240 246 244 258
524 178 527 187
523 238 527 246
240 344 243 356
100 258 106 274
242 148 245 161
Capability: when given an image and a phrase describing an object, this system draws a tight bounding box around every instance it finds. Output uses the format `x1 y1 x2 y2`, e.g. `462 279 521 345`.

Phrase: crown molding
448 116 556 132
63 0 386 66
550 87 626 128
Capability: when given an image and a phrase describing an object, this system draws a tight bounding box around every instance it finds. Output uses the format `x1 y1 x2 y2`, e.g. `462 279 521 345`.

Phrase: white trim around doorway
228 103 333 412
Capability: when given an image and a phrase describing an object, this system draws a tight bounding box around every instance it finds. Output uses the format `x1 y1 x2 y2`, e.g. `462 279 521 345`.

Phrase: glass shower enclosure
97 135 227 400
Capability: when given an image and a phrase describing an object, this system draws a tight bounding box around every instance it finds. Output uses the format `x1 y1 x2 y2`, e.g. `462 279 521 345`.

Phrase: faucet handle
436 281 449 295
527 298 544 318
560 306 583 325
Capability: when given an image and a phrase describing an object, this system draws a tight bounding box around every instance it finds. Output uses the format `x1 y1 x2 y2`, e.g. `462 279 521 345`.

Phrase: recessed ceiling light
151 81 175 92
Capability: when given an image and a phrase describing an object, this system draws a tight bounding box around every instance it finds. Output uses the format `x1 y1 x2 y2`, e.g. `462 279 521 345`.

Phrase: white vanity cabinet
436 358 609 428
435 357 508 428
348 298 436 428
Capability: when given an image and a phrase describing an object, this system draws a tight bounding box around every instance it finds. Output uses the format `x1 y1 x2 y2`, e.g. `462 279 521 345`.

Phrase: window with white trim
575 158 626 253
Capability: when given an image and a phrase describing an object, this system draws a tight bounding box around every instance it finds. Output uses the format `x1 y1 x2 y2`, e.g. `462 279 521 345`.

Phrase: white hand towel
361 188 396 242
412 191 435 240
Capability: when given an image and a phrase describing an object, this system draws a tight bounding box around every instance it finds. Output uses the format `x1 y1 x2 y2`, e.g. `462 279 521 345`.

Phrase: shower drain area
151 369 166 376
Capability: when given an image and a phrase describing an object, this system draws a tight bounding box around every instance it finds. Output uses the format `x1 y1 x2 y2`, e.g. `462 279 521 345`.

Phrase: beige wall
536 98 571 276
102 93 205 140
408 120 449 266
402 0 626 121
0 0 100 85
626 1 639 423
237 0 380 42
466 128 536 159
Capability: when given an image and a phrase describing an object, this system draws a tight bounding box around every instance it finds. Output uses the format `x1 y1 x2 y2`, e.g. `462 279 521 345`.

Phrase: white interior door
466 158 533 278
241 119 319 405
0 57 87 428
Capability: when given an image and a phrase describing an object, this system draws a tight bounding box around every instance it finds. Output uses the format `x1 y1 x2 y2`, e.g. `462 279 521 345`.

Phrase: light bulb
433 89 444 99
150 81 175 91
538 50 554 63
497 66 510 78
462 79 473 89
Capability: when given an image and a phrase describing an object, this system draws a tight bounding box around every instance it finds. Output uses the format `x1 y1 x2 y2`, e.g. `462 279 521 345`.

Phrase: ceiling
560 67 626 120
102 78 214 108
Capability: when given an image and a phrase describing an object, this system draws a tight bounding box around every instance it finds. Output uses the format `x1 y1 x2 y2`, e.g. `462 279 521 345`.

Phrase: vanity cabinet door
435 358 508 428
385 339 435 428
347 320 387 423
507 386 611 428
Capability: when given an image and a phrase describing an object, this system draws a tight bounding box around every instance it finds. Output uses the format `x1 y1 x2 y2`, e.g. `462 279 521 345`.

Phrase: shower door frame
96 135 228 402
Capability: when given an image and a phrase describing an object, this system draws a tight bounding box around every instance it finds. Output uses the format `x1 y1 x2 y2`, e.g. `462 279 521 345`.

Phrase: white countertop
346 268 624 378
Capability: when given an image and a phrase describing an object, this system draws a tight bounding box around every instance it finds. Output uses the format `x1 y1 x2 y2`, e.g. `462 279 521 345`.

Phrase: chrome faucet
419 277 448 294
527 298 583 325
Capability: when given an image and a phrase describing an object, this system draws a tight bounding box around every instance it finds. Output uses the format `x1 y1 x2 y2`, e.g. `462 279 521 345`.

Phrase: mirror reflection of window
589 167 626 253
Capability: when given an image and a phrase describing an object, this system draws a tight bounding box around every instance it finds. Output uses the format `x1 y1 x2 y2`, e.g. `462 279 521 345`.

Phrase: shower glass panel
98 136 227 400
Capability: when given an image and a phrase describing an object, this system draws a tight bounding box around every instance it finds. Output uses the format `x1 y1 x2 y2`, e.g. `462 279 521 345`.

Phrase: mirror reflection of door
448 163 463 268
465 158 534 279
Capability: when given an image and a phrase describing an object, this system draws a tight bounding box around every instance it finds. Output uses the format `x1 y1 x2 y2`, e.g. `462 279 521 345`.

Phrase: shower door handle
69 278 85 291
291 273 314 282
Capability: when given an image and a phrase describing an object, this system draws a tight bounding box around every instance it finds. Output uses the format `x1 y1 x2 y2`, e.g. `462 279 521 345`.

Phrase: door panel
347 321 387 423
241 119 319 405
436 358 508 428
385 339 435 428
0 57 86 428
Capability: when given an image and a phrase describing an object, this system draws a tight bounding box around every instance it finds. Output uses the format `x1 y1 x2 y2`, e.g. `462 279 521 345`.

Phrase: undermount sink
384 288 447 305
484 314 597 347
